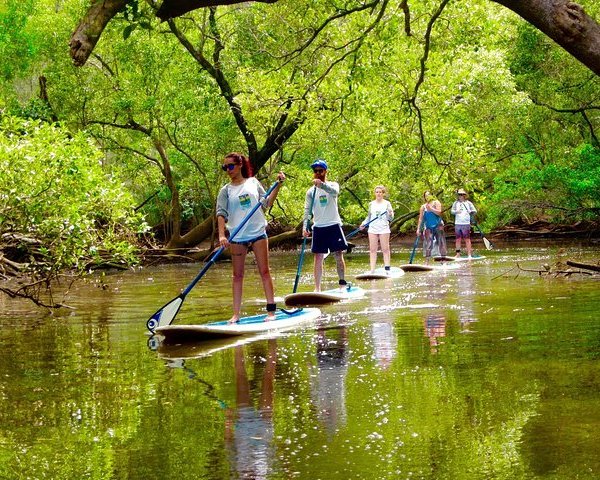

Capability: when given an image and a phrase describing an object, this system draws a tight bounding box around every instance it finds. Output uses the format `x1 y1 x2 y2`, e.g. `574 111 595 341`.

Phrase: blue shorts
455 225 471 239
230 233 268 247
311 224 348 254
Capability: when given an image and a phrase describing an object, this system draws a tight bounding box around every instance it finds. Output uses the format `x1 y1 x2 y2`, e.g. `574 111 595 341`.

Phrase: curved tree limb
492 0 600 76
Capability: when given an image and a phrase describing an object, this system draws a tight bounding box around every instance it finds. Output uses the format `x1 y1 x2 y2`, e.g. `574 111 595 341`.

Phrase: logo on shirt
238 193 251 209
319 194 327 205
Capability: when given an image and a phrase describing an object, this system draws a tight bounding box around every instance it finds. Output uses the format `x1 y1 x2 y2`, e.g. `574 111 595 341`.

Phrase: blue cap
310 159 328 170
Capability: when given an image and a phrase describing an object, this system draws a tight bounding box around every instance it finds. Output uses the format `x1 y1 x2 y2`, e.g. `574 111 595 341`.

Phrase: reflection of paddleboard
356 267 405 280
154 307 321 343
434 255 486 262
153 335 265 359
284 285 365 307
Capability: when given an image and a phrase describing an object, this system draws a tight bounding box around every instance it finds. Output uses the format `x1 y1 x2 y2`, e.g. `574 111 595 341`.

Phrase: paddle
472 221 494 250
146 180 281 332
345 210 388 240
409 221 422 264
293 187 316 293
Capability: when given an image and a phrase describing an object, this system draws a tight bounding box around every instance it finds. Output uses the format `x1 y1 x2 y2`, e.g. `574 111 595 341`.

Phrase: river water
0 241 599 479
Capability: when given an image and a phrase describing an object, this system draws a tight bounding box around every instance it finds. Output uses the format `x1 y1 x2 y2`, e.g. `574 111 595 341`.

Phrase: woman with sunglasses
216 152 285 323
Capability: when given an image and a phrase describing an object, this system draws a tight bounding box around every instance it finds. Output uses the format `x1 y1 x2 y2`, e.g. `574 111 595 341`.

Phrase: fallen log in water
566 260 600 273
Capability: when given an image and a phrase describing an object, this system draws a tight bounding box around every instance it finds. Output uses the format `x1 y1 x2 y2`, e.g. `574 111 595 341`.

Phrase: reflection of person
417 190 447 263
450 188 477 258
216 152 285 323
225 341 276 479
302 159 348 292
424 312 446 353
360 185 394 273
371 321 397 369
310 327 349 434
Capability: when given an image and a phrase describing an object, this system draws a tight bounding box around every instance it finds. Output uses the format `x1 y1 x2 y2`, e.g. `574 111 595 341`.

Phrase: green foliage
0 114 149 273
487 144 600 226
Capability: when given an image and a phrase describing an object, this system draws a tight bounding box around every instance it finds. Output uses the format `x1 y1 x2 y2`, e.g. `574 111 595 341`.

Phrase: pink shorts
455 224 471 239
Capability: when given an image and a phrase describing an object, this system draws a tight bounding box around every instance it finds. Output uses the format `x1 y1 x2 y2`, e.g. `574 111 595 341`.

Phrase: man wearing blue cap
303 159 348 292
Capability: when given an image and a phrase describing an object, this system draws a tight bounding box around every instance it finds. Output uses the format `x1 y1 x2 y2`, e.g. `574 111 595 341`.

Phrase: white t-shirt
362 200 393 234
304 182 342 229
216 177 267 242
451 200 476 225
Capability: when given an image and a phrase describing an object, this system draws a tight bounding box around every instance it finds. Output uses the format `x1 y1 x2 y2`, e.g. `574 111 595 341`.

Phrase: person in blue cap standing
303 159 348 292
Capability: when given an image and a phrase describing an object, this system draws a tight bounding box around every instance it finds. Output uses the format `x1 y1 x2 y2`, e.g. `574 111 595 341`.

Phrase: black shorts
311 224 348 254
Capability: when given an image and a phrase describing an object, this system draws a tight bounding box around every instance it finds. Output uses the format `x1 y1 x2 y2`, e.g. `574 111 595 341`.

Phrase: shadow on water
1 241 600 479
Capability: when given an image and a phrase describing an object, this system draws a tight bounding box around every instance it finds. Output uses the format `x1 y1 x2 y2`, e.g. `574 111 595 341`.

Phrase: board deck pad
284 285 365 307
355 267 405 280
154 307 321 343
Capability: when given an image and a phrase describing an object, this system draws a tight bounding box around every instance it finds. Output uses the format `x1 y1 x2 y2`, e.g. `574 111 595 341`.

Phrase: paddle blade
483 236 494 250
146 296 184 332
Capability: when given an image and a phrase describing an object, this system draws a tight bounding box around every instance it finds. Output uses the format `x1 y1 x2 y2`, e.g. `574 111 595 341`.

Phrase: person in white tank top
359 185 394 273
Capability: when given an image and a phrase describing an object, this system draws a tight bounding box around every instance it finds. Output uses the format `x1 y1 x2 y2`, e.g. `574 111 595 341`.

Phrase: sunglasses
221 163 237 171
313 168 325 174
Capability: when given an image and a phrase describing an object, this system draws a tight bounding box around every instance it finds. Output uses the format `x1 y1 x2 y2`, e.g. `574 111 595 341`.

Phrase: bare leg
229 243 248 323
368 232 378 272
314 253 325 292
455 237 462 257
252 238 276 319
465 237 472 257
380 233 391 267
334 250 346 285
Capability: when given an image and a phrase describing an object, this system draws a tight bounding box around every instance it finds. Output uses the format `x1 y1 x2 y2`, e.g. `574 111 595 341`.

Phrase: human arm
386 201 394 222
263 172 286 209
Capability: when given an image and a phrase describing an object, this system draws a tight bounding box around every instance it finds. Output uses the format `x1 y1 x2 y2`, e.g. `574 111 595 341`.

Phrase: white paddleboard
154 307 321 342
355 267 405 280
284 285 365 307
398 263 460 272
434 255 486 262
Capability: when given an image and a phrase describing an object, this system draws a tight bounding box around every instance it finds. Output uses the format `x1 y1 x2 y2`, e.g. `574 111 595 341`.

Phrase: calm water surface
1 241 599 479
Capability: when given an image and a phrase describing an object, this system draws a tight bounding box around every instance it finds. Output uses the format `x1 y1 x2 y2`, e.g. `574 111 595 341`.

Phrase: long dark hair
224 152 253 179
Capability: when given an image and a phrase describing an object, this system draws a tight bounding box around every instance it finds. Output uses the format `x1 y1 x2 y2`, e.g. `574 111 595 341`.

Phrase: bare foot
227 315 240 324
266 312 276 322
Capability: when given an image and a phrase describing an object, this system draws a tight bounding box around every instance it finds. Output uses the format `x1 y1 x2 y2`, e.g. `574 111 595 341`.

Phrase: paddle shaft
346 210 388 240
293 187 316 293
409 220 422 264
472 221 493 250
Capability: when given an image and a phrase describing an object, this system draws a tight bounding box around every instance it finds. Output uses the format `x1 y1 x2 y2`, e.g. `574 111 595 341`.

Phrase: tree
70 0 600 76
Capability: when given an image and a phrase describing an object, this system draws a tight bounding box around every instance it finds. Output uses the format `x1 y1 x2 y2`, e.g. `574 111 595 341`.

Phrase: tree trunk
493 0 600 76
69 0 128 66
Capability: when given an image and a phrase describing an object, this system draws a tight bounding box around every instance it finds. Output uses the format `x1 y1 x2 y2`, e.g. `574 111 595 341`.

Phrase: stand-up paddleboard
284 285 365 307
398 263 460 272
434 255 486 262
154 307 321 343
356 267 405 280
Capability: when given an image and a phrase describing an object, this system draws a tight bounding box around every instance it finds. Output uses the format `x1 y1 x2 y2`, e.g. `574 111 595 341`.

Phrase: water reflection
226 341 276 480
310 327 348 434
457 268 478 332
369 282 397 369
421 275 448 353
